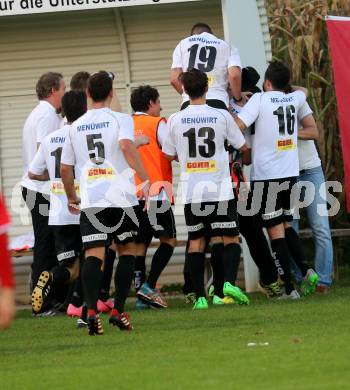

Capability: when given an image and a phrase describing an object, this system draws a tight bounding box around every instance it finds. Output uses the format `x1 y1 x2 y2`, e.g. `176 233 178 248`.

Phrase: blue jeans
291 165 333 286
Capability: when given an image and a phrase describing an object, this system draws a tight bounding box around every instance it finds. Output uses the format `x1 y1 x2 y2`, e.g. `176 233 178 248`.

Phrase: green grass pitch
1 286 350 390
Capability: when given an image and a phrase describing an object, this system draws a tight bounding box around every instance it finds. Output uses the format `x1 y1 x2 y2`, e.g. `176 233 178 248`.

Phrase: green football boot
208 285 215 297
185 292 196 304
300 269 319 296
223 282 249 305
260 281 283 298
193 297 209 310
212 295 224 305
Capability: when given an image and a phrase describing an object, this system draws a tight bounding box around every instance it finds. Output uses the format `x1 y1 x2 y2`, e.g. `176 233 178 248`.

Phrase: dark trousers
22 187 57 290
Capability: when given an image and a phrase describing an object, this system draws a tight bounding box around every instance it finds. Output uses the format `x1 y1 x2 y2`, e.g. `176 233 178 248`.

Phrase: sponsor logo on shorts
117 230 137 241
82 233 108 242
187 223 205 232
211 221 236 229
186 160 217 173
276 139 295 151
262 209 283 220
57 250 76 262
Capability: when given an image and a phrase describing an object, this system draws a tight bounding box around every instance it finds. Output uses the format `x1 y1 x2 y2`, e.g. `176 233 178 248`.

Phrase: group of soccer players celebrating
22 22 321 336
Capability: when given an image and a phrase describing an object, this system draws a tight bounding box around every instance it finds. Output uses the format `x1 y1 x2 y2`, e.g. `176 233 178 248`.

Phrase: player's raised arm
297 101 318 140
235 92 261 131
226 112 247 152
298 114 319 140
291 85 309 97
170 41 184 95
228 46 243 105
170 68 183 95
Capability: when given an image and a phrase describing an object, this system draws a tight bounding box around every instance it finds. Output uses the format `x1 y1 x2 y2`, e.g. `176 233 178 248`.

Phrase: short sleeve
237 93 261 128
118 114 135 142
36 114 59 144
226 113 246 150
61 131 76 166
162 119 177 156
297 101 313 121
171 42 183 69
228 46 242 69
29 144 47 175
294 90 307 108
156 119 167 148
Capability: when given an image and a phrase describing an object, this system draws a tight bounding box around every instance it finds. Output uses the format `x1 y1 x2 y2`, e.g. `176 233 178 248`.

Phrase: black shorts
136 200 176 245
184 199 239 240
181 99 228 111
251 177 297 228
80 206 139 250
52 225 82 266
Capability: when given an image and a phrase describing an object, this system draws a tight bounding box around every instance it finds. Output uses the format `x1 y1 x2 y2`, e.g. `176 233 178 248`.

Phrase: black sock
182 242 194 294
82 256 103 312
70 267 84 307
51 266 71 285
147 243 174 289
240 216 278 285
114 255 135 313
223 243 241 285
70 278 83 307
285 227 309 277
270 238 294 294
210 243 224 298
187 252 206 298
99 248 116 300
134 256 146 292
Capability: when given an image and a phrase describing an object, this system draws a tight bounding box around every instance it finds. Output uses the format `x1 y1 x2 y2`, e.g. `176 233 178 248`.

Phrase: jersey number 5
183 127 216 158
86 134 105 165
273 105 296 136
188 44 217 72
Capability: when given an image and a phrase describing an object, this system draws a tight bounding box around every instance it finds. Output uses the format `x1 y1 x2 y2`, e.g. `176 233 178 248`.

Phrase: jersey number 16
273 105 296 136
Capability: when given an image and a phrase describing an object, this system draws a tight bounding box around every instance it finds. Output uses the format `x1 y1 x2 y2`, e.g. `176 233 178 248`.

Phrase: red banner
327 16 350 212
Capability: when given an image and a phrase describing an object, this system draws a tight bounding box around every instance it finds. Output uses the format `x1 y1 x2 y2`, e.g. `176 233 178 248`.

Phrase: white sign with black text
0 0 201 17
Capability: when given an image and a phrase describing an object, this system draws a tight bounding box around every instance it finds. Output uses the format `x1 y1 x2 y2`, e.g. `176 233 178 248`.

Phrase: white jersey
238 91 306 181
171 32 242 106
29 125 80 226
61 108 138 210
297 102 321 171
162 104 245 204
21 100 63 194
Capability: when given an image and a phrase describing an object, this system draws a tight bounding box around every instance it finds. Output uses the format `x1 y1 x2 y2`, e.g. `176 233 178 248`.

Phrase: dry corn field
266 0 350 225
